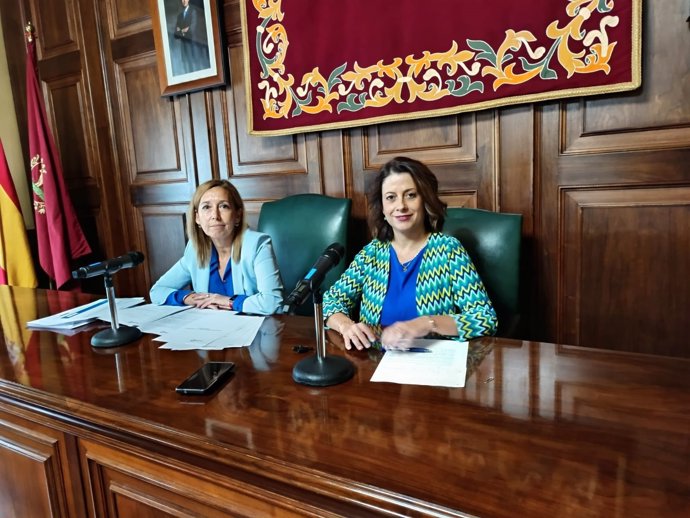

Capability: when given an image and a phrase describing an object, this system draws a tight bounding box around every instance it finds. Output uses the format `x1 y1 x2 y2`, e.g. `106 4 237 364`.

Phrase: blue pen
61 299 107 319
383 347 432 353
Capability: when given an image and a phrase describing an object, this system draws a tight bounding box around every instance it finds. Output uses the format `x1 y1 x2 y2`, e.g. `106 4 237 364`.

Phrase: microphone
283 243 345 312
72 251 145 279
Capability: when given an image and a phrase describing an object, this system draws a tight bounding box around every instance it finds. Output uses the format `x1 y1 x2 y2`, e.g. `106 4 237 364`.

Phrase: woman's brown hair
367 157 447 241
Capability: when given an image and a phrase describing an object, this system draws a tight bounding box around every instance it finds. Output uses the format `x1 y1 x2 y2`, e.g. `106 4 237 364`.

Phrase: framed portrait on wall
150 0 226 96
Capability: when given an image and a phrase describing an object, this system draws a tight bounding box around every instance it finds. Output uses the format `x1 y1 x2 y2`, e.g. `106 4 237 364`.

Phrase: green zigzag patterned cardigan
323 233 498 341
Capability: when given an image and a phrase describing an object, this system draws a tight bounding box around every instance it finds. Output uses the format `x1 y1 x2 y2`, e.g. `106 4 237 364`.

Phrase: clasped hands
183 292 232 310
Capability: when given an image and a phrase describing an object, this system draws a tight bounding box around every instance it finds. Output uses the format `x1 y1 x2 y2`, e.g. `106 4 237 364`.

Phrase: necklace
392 236 429 272
399 247 424 272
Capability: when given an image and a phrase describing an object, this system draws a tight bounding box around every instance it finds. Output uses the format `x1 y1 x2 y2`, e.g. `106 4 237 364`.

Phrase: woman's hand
327 313 377 350
380 316 436 349
182 292 232 310
340 321 378 351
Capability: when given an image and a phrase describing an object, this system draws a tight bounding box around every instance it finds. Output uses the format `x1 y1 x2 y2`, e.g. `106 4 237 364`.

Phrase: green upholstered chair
257 194 351 316
443 208 523 337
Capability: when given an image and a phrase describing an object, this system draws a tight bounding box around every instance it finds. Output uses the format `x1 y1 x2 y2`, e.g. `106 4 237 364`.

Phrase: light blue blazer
149 229 284 315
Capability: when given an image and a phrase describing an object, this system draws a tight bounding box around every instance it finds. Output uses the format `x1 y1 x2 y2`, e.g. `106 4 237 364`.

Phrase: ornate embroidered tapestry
240 0 641 136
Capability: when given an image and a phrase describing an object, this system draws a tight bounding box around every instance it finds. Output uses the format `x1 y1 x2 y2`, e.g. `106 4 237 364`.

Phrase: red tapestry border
241 0 642 136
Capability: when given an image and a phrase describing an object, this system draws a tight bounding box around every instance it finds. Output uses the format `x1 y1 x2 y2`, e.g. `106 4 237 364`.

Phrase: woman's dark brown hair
367 156 447 241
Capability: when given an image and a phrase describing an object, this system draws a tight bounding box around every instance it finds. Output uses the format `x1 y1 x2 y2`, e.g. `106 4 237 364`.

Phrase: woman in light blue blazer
150 180 283 315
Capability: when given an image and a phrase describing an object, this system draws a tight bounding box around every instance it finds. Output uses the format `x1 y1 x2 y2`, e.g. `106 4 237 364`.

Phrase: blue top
164 246 247 311
380 245 425 326
323 233 497 341
150 229 283 315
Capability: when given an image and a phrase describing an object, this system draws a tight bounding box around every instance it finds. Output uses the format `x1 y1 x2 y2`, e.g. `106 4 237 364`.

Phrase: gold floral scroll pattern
30 154 46 215
251 0 622 120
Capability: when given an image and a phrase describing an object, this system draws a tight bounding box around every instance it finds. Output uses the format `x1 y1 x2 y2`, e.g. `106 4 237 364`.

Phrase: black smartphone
175 362 235 395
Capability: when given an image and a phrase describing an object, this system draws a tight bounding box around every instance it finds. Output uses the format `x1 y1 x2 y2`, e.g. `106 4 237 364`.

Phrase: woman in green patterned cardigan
323 157 497 350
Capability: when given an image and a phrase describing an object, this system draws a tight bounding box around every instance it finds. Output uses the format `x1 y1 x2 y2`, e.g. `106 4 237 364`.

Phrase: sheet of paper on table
370 339 469 387
26 297 145 331
153 309 265 350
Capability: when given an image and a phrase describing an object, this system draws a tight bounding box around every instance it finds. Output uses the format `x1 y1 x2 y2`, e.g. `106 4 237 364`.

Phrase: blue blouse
165 246 247 311
379 245 426 326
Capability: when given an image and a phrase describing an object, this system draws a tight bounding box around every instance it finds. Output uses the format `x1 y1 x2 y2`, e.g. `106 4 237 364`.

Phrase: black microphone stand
90 272 142 348
292 279 355 386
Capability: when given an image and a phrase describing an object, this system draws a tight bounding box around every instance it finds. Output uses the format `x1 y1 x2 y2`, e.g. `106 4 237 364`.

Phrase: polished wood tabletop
0 285 688 517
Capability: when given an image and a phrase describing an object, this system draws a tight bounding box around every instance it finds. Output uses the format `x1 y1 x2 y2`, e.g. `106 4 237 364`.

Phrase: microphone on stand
282 243 345 314
287 243 355 387
71 251 145 349
72 251 144 279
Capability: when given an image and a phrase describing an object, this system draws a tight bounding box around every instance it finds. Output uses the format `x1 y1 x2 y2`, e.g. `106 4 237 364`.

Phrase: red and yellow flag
0 139 37 288
26 23 91 288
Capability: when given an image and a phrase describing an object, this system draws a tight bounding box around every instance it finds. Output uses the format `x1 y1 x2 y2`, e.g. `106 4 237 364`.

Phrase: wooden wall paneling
27 0 78 59
349 111 498 250
498 106 534 219
114 54 191 184
562 188 690 357
564 2 690 156
536 102 565 344
108 46 197 292
0 402 87 517
189 90 217 185
320 129 348 198
79 439 325 517
497 105 534 340
104 0 150 39
140 204 188 288
223 0 241 44
537 0 690 354
74 0 133 267
218 45 325 202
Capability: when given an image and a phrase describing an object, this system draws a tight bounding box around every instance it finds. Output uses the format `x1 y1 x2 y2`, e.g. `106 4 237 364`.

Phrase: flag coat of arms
25 24 91 288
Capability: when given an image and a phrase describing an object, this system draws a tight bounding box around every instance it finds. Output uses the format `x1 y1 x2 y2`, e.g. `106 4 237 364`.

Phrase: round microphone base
292 355 355 387
91 325 142 349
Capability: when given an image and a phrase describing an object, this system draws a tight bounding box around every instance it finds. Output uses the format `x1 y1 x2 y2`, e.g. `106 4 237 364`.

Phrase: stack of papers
27 299 265 351
26 298 145 333
370 339 469 387
149 308 265 350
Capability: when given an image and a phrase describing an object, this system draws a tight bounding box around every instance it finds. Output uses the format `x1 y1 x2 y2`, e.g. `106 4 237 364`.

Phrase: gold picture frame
150 0 226 96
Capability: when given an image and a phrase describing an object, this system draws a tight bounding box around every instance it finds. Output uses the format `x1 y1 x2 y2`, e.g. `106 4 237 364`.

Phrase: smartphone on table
175 362 235 395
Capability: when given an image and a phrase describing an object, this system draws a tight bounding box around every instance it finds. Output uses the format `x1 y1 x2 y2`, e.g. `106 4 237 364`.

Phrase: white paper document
93 303 190 328
155 309 265 350
370 339 469 387
140 307 234 335
26 297 145 331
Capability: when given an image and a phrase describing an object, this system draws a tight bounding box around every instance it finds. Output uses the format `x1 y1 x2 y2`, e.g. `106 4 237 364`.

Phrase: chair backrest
443 208 523 337
258 194 351 316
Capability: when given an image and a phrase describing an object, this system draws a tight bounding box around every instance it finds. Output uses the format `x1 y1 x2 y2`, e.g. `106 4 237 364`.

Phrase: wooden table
0 285 688 517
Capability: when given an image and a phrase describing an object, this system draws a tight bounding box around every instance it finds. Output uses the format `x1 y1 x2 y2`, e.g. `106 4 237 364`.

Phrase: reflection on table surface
1 285 688 517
